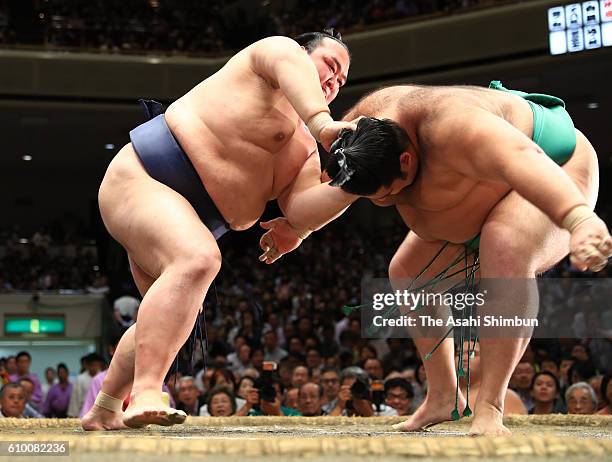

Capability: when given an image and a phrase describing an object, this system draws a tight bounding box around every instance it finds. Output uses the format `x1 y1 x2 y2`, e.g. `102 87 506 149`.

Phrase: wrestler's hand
319 120 356 152
569 216 612 272
259 217 304 264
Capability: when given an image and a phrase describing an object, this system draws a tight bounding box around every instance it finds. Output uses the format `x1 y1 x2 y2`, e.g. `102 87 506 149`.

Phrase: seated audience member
568 361 597 385
320 367 341 414
363 358 384 381
236 376 255 400
566 382 598 415
509 360 536 410
244 376 301 416
597 375 611 415
0 383 26 418
298 382 324 416
42 363 72 418
540 359 560 377
229 344 253 376
384 378 414 416
559 356 574 391
291 365 310 389
176 376 206 416
305 348 323 375
328 367 376 417
283 387 299 410
263 330 287 362
588 375 605 411
206 387 237 417
571 343 590 362
18 378 44 418
10 351 42 409
530 371 565 414
200 370 247 416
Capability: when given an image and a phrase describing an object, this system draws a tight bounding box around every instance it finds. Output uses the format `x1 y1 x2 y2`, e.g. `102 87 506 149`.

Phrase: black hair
569 360 597 384
294 28 349 55
600 374 611 405
384 378 414 399
57 363 68 372
210 368 236 390
15 351 31 361
530 370 561 393
324 117 410 195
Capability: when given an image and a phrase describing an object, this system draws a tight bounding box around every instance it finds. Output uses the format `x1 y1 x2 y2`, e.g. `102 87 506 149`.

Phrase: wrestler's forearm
500 152 591 225
275 57 330 123
283 183 358 232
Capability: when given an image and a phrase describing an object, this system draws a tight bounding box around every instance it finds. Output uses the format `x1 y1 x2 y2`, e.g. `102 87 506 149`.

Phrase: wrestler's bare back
163 46 316 230
350 85 572 243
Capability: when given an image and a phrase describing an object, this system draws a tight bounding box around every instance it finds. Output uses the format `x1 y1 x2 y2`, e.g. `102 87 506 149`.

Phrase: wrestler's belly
397 182 511 243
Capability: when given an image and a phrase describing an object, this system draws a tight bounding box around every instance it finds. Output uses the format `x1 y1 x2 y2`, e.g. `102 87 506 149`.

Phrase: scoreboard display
549 1 612 54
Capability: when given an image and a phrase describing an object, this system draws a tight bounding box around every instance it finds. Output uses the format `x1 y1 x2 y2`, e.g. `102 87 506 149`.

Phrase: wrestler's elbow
251 37 303 81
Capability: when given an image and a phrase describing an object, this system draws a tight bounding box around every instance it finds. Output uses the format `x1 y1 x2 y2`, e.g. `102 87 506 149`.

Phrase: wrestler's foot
392 391 466 432
122 390 186 428
81 405 128 431
468 401 511 436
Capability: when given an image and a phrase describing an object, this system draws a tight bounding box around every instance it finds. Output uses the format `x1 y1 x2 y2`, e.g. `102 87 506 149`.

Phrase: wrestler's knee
480 222 535 277
171 246 222 285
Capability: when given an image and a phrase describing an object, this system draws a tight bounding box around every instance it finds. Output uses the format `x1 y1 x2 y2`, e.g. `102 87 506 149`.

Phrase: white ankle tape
94 391 123 413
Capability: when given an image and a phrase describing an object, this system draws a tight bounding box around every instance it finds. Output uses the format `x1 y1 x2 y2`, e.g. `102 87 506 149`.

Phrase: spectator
113 294 140 330
298 382 324 416
244 376 301 416
230 344 253 377
291 365 310 389
68 353 104 417
540 359 559 378
384 378 414 416
589 375 605 411
206 387 237 417
320 367 341 414
305 348 323 374
569 360 597 385
0 383 26 418
597 374 611 415
18 378 43 418
510 360 535 410
236 376 255 400
283 387 299 410
571 343 590 362
559 356 574 390
9 351 42 409
566 382 597 415
42 363 72 418
529 371 564 414
329 367 373 417
176 376 206 416
41 367 57 402
5 356 17 376
363 358 384 381
263 330 287 362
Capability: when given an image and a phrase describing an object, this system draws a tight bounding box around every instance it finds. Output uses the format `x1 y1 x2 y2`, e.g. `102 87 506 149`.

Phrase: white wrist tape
94 391 123 413
561 205 596 232
306 111 333 142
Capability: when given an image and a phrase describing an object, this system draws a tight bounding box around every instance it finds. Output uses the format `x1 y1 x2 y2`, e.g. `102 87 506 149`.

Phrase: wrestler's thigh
480 130 599 275
390 232 473 284
99 150 221 279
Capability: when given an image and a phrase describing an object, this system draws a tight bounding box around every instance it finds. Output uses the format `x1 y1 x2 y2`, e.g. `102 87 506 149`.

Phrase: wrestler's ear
399 151 413 170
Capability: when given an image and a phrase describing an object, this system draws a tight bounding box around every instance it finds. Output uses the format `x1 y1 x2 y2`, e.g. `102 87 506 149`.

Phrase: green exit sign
5 317 65 336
